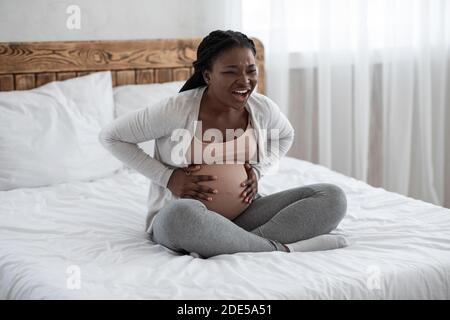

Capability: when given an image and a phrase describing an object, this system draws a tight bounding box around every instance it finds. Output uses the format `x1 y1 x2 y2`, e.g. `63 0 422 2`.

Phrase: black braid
179 30 257 93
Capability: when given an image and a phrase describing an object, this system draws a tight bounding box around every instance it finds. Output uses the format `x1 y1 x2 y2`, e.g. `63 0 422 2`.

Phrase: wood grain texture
15 74 35 90
56 72 77 81
0 75 14 91
173 67 191 81
0 37 265 93
36 72 56 87
136 69 154 84
155 68 173 83
116 70 136 86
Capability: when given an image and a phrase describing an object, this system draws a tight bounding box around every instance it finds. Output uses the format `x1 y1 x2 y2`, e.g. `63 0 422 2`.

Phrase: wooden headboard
0 38 265 94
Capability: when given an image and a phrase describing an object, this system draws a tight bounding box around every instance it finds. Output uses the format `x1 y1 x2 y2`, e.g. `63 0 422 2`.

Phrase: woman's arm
251 97 295 180
98 97 178 188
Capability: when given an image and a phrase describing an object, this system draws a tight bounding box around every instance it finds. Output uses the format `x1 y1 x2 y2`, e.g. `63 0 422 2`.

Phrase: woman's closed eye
223 70 257 74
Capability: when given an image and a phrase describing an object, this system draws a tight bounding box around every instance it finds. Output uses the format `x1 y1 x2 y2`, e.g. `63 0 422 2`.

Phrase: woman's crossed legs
151 183 347 258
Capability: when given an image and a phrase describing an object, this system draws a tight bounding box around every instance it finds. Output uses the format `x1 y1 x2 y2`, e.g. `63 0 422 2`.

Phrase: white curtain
233 0 450 208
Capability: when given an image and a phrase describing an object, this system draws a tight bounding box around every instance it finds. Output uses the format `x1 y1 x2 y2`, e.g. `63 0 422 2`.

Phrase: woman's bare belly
192 164 250 220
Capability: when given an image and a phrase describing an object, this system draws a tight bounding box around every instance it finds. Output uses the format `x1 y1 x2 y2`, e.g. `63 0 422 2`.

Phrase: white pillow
113 80 185 158
0 71 122 191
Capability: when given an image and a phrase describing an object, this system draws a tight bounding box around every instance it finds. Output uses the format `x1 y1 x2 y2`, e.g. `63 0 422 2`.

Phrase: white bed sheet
1 156 449 299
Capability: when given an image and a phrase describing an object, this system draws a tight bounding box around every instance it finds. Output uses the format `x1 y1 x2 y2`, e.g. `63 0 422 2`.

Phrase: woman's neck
202 87 247 119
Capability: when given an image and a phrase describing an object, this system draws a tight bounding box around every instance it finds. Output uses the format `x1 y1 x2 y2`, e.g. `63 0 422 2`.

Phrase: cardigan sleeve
251 96 295 180
98 97 177 188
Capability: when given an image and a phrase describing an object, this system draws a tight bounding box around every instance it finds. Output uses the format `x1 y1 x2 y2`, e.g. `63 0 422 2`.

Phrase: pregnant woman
99 30 349 259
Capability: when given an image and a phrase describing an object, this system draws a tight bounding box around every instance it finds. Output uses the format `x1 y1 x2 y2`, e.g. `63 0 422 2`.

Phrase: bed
1 38 450 300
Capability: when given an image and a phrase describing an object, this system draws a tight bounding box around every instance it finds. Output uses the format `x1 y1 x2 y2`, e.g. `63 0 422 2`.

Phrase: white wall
0 0 238 42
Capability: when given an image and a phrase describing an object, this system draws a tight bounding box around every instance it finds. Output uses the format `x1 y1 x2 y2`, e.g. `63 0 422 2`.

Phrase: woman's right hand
167 164 219 201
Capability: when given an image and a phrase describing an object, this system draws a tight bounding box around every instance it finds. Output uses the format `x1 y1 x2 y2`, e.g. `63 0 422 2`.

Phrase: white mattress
1 156 449 299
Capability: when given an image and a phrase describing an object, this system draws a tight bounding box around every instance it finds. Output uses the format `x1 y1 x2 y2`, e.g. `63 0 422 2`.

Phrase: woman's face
202 46 258 111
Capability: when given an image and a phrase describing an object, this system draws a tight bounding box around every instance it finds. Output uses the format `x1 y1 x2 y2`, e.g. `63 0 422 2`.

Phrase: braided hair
179 30 257 93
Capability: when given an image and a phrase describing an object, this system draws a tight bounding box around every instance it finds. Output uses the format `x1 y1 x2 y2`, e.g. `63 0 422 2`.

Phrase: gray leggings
151 183 347 258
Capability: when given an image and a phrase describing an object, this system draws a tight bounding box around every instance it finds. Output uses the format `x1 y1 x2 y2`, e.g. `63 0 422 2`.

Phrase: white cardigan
99 85 295 235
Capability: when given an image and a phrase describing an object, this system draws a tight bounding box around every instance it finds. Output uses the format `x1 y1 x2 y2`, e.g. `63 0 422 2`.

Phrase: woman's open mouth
231 89 251 102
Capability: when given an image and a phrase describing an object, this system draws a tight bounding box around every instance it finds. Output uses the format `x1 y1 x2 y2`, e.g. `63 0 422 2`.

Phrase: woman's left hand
240 162 258 203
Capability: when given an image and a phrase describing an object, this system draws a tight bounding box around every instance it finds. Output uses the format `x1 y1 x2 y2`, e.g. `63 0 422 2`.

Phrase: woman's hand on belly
166 164 219 201
240 162 258 204
189 163 250 220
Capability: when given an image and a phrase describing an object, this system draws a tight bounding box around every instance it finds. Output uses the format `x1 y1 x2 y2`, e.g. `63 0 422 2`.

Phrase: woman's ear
202 70 211 84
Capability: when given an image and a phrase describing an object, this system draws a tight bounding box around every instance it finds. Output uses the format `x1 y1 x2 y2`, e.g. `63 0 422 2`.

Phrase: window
242 0 447 54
